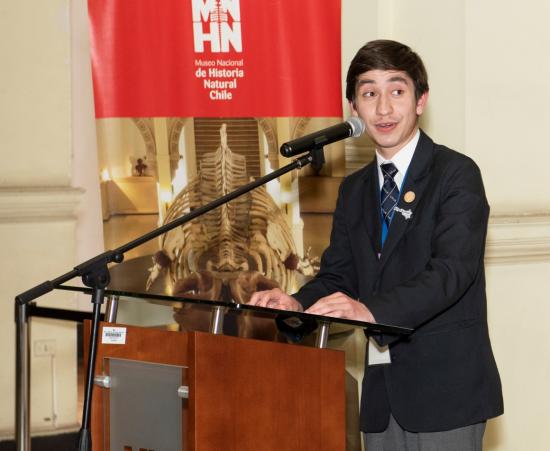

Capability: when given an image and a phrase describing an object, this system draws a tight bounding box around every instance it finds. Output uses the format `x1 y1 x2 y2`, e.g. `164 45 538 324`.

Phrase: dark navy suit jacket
294 131 503 432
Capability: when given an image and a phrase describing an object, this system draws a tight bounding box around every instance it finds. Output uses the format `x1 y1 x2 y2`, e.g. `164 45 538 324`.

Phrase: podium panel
189 331 345 451
108 359 184 451
88 323 346 451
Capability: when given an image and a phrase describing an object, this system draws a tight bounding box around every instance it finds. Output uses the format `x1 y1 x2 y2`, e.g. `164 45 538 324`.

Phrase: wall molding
0 186 84 222
486 214 550 264
2 189 547 263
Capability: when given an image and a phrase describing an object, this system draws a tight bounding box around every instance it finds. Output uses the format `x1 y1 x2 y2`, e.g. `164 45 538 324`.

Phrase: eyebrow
357 76 410 87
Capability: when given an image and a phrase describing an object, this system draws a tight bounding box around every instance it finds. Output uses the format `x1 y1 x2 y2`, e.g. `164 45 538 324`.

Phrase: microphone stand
14 149 322 451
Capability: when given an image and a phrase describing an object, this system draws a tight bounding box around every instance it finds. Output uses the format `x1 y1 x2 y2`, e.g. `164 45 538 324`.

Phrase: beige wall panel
0 0 72 186
0 218 78 433
485 261 550 451
465 1 550 214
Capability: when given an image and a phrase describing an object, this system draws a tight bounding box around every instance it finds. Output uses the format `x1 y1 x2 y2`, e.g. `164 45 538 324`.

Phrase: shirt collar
375 129 420 189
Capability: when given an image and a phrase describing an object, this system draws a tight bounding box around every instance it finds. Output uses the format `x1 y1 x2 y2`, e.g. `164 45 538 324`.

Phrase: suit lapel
361 163 382 257
379 131 435 268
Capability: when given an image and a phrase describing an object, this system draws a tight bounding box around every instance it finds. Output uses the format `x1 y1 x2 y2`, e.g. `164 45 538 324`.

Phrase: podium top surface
57 284 412 337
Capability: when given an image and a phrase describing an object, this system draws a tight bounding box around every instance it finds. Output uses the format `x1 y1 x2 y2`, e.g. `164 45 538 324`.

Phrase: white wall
465 1 550 214
0 0 103 436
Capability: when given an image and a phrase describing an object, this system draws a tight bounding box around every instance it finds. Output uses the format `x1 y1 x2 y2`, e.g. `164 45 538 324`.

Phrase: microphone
280 117 365 158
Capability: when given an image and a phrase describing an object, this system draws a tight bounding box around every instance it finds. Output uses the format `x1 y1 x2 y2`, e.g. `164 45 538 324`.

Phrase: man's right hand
248 288 303 312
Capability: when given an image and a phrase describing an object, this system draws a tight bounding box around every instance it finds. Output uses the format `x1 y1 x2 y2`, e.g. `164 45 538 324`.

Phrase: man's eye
392 89 404 96
362 91 375 98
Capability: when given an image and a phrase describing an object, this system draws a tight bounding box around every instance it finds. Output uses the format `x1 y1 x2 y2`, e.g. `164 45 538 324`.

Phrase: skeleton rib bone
147 123 310 304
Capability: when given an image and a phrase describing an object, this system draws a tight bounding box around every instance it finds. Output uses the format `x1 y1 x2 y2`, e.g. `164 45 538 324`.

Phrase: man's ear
416 91 429 116
349 100 358 116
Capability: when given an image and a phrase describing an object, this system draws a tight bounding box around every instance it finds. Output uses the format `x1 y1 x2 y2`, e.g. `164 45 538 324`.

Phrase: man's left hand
305 291 375 323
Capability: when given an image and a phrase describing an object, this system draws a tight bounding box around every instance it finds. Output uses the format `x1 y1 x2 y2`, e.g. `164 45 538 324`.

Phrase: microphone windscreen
347 116 365 138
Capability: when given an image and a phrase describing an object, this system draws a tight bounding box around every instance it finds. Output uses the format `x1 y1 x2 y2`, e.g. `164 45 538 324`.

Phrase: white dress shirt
375 129 420 191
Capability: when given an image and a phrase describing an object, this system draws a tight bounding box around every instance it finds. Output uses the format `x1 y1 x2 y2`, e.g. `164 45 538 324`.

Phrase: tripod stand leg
78 287 105 451
15 303 30 451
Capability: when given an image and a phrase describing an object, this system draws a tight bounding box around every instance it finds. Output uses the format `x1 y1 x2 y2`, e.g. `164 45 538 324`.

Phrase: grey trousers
364 415 486 451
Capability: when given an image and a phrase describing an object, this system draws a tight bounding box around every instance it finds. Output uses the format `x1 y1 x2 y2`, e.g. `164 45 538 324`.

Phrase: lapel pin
394 206 413 220
404 191 415 203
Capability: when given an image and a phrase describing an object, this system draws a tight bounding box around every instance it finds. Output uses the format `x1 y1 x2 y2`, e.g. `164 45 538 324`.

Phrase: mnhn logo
192 0 242 53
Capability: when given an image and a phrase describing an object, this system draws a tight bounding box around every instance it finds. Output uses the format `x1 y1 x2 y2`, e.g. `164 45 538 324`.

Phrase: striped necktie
380 162 399 226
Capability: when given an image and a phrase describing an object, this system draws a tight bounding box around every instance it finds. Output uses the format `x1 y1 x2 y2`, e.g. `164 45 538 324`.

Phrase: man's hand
305 292 375 323
248 288 303 312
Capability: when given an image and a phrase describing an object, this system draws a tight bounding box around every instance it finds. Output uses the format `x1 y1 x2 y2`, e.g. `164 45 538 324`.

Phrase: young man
250 40 503 450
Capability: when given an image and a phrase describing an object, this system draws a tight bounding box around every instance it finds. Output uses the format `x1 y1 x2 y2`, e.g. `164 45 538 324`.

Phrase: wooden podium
88 322 346 451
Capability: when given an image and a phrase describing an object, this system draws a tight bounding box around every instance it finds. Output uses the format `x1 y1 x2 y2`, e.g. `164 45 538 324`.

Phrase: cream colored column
71 0 105 310
0 0 80 434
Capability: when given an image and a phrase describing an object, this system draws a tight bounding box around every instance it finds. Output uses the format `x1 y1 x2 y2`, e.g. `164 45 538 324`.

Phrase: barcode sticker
101 327 127 344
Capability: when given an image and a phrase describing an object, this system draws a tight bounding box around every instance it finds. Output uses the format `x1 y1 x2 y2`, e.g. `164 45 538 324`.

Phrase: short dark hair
345 40 429 103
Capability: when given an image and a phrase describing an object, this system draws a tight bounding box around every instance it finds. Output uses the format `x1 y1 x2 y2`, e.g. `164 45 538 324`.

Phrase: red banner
88 0 342 118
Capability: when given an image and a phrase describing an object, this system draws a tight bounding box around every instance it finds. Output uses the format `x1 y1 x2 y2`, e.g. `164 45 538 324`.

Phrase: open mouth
375 122 397 132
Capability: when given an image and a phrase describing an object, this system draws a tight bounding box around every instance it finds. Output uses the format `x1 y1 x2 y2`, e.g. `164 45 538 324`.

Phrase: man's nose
376 94 392 115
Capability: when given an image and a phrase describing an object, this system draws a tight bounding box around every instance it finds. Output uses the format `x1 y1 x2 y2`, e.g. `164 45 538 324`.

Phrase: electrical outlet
34 339 56 356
